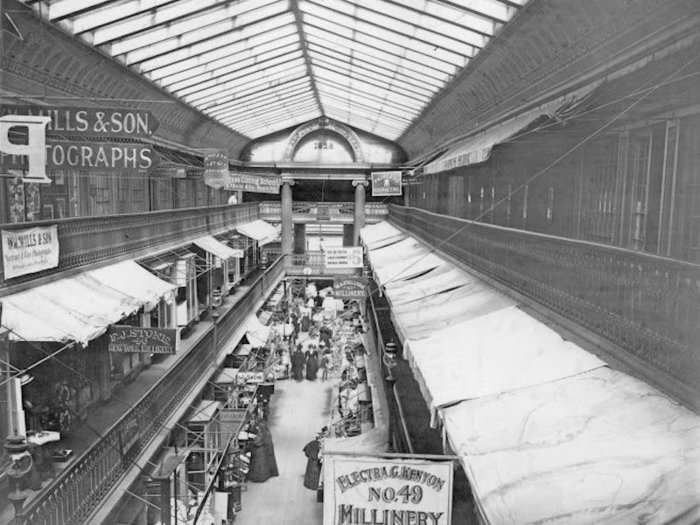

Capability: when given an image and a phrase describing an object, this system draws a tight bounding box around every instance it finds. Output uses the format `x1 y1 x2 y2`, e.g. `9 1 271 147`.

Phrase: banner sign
0 105 159 138
1 141 157 172
323 454 453 525
1 225 59 279
223 172 281 194
203 148 229 185
324 247 363 268
108 326 177 354
334 278 367 299
371 171 402 196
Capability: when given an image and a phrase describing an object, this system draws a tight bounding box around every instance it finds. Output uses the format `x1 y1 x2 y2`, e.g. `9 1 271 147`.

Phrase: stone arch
282 117 365 162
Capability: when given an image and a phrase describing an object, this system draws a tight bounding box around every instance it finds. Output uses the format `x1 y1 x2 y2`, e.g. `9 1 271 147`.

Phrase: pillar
281 180 294 262
352 179 368 246
294 223 306 254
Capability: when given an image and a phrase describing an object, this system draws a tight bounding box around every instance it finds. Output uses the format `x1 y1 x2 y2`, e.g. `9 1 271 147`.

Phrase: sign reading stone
223 172 282 194
1 225 59 279
108 325 177 354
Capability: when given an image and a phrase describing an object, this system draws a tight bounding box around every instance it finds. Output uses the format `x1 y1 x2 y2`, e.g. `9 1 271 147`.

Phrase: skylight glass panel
148 26 298 80
174 51 304 96
202 77 311 112
68 0 174 34
205 79 312 114
43 0 106 21
228 101 319 126
447 0 511 22
192 70 308 107
214 92 315 121
135 12 295 70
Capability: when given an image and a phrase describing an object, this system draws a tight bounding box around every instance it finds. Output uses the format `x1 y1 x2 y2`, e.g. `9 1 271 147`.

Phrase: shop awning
403 306 605 414
374 252 446 285
1 260 176 345
236 219 279 246
193 236 244 259
384 266 478 306
391 285 514 342
244 314 271 346
423 84 599 174
440 367 700 525
360 221 406 250
187 399 221 424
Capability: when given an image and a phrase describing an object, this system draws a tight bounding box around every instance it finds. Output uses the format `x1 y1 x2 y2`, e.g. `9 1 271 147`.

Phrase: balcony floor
235 377 333 525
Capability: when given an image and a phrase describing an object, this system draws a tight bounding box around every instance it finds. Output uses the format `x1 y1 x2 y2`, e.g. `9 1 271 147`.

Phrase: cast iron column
352 179 368 246
281 179 294 264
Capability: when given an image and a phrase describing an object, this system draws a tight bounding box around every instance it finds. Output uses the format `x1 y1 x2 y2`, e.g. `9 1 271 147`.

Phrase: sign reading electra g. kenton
108 326 177 354
323 454 453 525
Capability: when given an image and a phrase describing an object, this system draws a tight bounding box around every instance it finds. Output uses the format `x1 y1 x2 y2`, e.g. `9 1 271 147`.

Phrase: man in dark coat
248 420 279 482
302 436 321 490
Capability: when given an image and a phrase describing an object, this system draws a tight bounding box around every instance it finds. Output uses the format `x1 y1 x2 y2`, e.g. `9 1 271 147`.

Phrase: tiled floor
234 377 334 524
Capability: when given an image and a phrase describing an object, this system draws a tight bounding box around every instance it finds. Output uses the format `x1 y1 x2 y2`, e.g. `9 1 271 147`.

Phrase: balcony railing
258 201 388 223
17 256 286 525
0 203 260 293
389 205 700 409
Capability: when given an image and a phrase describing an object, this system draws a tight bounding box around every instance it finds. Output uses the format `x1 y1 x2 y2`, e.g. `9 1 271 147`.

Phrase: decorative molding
283 117 365 162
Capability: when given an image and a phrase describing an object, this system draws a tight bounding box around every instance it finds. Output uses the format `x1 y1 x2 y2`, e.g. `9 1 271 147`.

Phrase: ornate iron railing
0 203 260 293
17 257 285 525
389 205 700 408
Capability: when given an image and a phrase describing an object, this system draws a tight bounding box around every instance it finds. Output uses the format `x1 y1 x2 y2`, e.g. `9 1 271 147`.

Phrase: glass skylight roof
24 0 528 141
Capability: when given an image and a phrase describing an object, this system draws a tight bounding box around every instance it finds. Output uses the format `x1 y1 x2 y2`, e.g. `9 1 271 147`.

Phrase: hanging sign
0 115 51 183
223 172 282 194
323 454 453 525
203 149 229 189
108 326 178 354
324 247 363 268
0 106 159 138
371 171 402 196
334 278 367 299
1 225 59 279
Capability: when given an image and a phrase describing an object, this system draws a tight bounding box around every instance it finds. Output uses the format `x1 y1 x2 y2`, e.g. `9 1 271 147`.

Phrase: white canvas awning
403 306 605 413
193 236 244 259
245 314 271 346
384 266 479 306
236 219 279 246
391 284 514 342
360 221 406 250
440 367 700 525
1 260 176 345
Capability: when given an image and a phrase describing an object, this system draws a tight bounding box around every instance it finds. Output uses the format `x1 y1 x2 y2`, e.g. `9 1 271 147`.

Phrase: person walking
305 349 319 381
248 419 279 483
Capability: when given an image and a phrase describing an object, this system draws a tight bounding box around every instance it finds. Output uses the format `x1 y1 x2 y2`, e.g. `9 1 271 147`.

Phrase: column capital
281 177 295 186
352 179 369 187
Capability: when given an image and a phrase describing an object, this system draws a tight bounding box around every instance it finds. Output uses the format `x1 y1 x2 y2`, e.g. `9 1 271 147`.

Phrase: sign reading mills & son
323 454 453 525
108 326 177 355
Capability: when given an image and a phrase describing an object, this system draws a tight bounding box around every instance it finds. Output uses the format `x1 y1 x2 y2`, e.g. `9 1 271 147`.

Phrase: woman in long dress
248 420 279 482
291 346 305 381
305 350 319 381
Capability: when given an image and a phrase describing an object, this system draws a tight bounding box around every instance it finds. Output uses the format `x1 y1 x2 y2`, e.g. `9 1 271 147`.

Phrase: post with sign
323 453 454 525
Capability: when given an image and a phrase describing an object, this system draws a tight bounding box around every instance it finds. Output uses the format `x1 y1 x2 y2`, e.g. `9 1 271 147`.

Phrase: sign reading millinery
371 171 402 197
324 247 363 268
108 326 177 354
0 141 157 172
334 278 367 299
0 106 159 137
1 225 59 279
223 172 281 194
323 454 453 525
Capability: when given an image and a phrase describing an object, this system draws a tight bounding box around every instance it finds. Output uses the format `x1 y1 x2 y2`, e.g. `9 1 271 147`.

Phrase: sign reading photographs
108 326 177 354
1 225 59 279
371 171 402 197
324 247 363 268
323 454 453 525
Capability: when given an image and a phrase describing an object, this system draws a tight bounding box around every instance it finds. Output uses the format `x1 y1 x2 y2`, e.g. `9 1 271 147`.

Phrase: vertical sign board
371 171 403 197
323 454 453 525
1 225 59 279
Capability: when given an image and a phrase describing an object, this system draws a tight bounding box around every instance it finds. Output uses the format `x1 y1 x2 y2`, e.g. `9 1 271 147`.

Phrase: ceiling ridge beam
290 0 323 116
